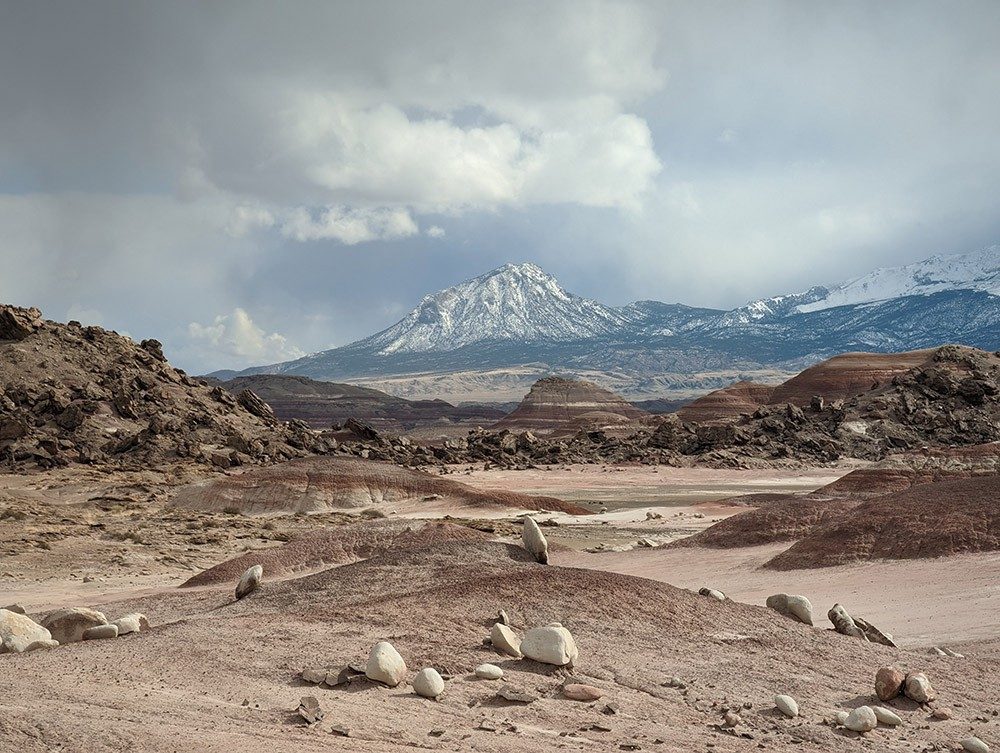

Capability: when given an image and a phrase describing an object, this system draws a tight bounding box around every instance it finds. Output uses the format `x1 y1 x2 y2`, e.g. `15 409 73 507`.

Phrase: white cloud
279 205 419 244
188 308 304 367
426 225 445 238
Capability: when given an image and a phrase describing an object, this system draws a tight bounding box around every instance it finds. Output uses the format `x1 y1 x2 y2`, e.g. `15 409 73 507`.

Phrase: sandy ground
3 462 1000 752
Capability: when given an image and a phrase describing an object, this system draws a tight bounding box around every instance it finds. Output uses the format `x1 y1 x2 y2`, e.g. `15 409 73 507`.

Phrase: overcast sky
2 1 999 372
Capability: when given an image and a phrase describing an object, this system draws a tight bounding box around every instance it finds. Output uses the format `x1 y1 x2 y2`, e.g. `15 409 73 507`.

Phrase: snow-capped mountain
359 263 630 354
214 245 1000 397
795 244 1000 313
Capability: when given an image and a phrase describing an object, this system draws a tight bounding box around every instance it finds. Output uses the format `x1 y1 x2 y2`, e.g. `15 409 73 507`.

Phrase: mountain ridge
214 245 1000 399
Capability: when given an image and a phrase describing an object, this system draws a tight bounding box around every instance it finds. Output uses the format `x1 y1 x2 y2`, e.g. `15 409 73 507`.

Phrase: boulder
0 608 52 653
521 623 578 666
903 672 936 703
828 603 866 639
412 668 445 699
83 624 119 640
113 613 149 635
235 564 263 600
845 705 878 732
563 683 603 701
41 607 107 644
872 706 902 726
522 516 549 564
490 622 522 657
365 641 407 686
300 667 327 684
698 587 726 601
297 696 323 725
766 594 813 626
962 737 989 753
875 666 905 701
834 711 849 726
774 694 799 718
475 663 503 680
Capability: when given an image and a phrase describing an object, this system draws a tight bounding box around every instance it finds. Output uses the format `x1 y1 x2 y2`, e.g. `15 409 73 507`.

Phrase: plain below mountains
213 244 1000 401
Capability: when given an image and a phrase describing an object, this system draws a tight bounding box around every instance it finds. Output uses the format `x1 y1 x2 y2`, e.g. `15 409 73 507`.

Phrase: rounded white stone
365 641 407 687
475 663 503 680
774 694 799 718
412 667 445 698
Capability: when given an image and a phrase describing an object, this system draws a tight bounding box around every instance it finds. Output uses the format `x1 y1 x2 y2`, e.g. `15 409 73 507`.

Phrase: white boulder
522 517 549 564
365 641 407 686
412 668 445 698
235 564 263 600
113 613 149 635
83 624 119 640
872 706 902 726
41 607 107 644
766 594 813 625
0 609 52 653
521 623 578 666
774 694 799 718
490 622 522 657
845 705 878 732
475 663 504 680
962 737 990 753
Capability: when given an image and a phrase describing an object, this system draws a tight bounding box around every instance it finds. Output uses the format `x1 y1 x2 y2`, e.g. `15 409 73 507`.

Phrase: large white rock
0 609 52 653
845 705 878 732
83 624 119 640
904 672 937 703
113 613 149 635
365 641 407 686
490 622 522 657
521 517 549 564
41 607 107 644
412 668 445 698
235 564 263 600
521 624 578 666
765 594 813 626
475 663 504 680
774 694 799 718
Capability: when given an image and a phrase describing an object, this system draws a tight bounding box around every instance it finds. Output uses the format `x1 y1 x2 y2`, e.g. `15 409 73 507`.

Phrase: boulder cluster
1 605 148 653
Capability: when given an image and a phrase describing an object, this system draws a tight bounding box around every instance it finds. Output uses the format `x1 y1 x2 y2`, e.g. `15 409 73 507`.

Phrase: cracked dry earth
2 519 999 753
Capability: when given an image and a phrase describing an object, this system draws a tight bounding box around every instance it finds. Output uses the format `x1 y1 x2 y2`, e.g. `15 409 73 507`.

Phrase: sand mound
494 376 647 435
766 475 1000 570
169 456 586 515
182 519 491 586
677 381 775 423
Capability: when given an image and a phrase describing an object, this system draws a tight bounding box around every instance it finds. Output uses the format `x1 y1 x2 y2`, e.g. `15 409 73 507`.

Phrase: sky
2 0 999 373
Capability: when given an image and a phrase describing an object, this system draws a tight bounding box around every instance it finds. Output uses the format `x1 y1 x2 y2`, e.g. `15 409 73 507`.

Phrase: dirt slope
169 456 587 516
494 376 648 435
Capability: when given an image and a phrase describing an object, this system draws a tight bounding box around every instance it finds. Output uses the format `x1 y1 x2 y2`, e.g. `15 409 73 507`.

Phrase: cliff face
493 376 649 435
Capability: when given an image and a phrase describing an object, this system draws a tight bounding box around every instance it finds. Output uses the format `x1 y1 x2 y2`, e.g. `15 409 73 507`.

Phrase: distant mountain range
212 245 1000 401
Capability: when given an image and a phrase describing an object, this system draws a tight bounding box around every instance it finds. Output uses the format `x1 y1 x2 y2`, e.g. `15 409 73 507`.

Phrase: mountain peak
361 262 628 354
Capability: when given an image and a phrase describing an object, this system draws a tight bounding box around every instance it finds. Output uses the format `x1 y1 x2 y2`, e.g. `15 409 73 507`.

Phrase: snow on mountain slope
796 245 1000 313
359 262 632 354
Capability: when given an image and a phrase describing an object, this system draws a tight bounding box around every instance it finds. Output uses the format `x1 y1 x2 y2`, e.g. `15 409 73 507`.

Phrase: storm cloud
2 1 999 372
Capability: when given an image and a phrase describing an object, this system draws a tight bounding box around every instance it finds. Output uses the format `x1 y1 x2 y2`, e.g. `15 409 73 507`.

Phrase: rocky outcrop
41 607 107 644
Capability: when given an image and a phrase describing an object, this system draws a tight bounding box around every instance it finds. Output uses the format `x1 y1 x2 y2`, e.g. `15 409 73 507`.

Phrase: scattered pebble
774 694 799 718
475 663 503 680
563 683 602 701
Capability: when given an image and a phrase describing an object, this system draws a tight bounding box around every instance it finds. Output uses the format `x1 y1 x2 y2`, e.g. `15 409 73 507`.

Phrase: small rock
112 613 149 635
497 609 511 626
490 622 522 657
963 737 990 753
904 672 936 703
931 707 952 720
235 564 263 600
521 624 578 666
834 711 849 726
83 624 118 640
942 647 965 658
365 641 407 687
412 667 445 699
522 517 549 564
301 667 327 684
766 594 813 625
563 684 602 701
775 695 799 718
828 603 866 639
872 706 903 726
722 710 741 727
499 687 536 703
845 705 878 733
875 665 906 701
475 663 503 680
23 638 59 652
699 587 726 601
929 646 948 656
297 696 323 725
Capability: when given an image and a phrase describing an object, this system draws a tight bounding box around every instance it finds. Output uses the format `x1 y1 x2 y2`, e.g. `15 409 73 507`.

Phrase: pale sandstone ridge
493 376 648 435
